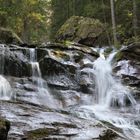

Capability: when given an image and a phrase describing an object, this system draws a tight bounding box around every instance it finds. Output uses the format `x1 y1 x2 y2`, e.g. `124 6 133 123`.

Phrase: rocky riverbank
0 42 130 140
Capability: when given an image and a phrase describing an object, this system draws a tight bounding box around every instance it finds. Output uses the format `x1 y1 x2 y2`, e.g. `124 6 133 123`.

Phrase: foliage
0 0 51 43
0 0 140 45
51 0 140 45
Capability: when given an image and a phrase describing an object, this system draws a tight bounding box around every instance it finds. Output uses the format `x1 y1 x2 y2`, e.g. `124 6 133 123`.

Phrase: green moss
0 118 10 140
51 122 77 128
0 27 23 44
105 48 113 54
63 40 73 46
56 16 104 46
104 48 113 57
26 128 59 140
73 52 84 63
100 129 118 140
0 120 6 128
114 51 123 61
0 119 10 130
52 50 70 61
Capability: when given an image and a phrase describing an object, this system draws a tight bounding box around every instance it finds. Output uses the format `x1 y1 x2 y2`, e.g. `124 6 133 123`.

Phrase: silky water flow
76 50 140 140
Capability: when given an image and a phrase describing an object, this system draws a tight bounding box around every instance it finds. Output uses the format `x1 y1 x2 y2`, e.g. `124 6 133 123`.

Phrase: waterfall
94 53 136 108
29 48 42 86
0 75 12 100
0 45 12 100
29 48 57 108
75 50 140 140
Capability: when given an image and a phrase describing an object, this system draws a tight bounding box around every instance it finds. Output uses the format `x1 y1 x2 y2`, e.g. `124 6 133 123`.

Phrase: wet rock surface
0 43 103 140
0 43 139 140
114 43 140 98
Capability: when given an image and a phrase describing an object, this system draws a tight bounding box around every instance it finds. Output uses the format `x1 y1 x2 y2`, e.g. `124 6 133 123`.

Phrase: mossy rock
56 16 104 47
23 127 59 140
99 129 118 140
114 51 123 62
104 47 113 56
0 118 10 140
51 50 70 61
0 27 23 44
115 43 140 62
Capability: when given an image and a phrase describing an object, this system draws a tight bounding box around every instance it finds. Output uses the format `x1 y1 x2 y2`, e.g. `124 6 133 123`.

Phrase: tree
133 0 138 40
110 0 118 46
0 0 51 43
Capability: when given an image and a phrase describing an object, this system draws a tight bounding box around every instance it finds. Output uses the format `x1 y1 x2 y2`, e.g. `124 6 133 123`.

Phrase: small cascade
29 48 57 108
0 75 12 100
74 49 140 140
0 45 12 100
29 48 42 86
94 55 136 108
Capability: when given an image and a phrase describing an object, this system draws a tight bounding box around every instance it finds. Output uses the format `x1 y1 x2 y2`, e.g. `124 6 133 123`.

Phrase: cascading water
29 48 42 86
0 45 12 100
74 49 140 140
29 48 57 108
0 75 12 100
94 53 136 108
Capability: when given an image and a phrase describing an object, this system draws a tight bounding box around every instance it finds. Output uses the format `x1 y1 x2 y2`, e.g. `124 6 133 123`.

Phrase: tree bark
133 0 138 38
22 19 30 43
102 0 111 45
110 0 117 46
72 0 75 16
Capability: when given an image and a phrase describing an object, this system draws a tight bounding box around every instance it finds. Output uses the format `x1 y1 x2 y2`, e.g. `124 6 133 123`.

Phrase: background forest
0 0 140 45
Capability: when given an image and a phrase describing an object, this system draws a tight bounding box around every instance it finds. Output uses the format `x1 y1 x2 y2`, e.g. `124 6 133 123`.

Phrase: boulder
115 43 140 62
114 43 140 97
0 28 23 44
0 44 31 77
39 42 99 57
38 43 98 93
0 118 10 140
22 127 59 140
56 16 104 46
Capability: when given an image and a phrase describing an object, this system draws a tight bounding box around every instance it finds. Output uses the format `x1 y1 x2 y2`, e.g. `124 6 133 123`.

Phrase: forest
0 1 140 140
0 0 140 45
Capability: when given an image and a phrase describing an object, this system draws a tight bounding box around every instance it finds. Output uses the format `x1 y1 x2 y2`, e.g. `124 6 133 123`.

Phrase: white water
0 75 12 100
0 45 12 100
29 48 57 108
94 53 136 108
76 50 140 140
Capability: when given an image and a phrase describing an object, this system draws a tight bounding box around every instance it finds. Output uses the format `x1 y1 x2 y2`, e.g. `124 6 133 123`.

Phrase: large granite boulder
56 16 104 46
0 28 23 45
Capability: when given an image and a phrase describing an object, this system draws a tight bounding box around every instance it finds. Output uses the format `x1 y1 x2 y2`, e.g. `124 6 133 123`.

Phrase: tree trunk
102 0 111 46
133 0 138 39
110 0 117 46
67 0 70 18
22 19 30 43
72 0 75 16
